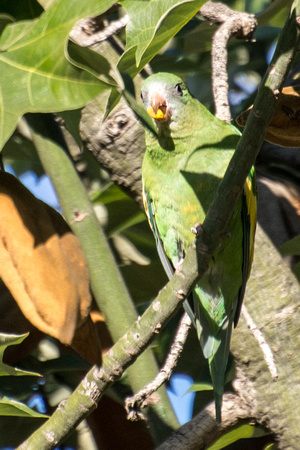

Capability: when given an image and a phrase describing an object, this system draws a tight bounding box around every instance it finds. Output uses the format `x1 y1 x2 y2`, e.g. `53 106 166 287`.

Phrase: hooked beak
147 91 168 121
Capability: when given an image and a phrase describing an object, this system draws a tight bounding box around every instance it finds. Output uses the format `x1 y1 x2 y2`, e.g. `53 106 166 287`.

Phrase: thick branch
231 225 300 448
157 368 254 450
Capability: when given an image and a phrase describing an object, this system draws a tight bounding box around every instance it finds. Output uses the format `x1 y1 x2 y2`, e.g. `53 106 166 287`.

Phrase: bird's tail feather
208 319 233 424
193 294 233 423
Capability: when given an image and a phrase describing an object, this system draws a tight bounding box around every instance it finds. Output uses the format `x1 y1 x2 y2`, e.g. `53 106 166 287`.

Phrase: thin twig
200 1 257 121
125 313 192 421
242 304 278 380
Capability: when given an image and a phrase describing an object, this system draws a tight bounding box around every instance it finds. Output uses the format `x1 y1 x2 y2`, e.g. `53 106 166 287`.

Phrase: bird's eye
175 83 183 96
140 92 144 101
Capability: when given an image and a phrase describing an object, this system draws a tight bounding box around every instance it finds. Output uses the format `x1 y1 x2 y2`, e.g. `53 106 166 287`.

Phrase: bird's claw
191 222 203 236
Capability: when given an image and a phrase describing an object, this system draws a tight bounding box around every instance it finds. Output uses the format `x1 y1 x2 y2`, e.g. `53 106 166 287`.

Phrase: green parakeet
141 72 257 423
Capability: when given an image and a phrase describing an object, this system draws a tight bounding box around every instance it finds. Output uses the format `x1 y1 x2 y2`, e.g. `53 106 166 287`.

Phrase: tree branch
125 312 192 421
157 367 255 450
81 94 145 207
231 225 300 448
241 304 278 380
200 1 257 121
70 14 128 47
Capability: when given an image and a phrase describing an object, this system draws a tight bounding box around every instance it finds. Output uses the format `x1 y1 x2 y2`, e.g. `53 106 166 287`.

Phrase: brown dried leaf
236 86 300 147
0 171 101 364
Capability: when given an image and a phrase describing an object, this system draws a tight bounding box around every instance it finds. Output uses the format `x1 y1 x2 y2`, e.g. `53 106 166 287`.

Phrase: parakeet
141 72 256 423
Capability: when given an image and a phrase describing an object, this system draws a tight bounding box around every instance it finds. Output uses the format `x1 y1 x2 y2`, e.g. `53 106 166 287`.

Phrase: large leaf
118 0 205 76
0 169 101 365
0 0 115 149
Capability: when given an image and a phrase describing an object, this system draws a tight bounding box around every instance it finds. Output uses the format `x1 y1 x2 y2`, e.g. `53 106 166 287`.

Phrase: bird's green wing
143 187 196 321
143 188 174 280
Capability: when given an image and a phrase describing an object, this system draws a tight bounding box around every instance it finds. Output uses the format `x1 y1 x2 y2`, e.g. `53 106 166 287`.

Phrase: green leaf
2 124 44 177
94 183 147 236
0 397 48 418
264 444 279 450
207 424 270 450
280 235 300 256
103 88 122 121
118 0 205 76
0 14 14 35
67 40 117 86
182 19 216 55
188 382 213 392
0 333 41 377
0 0 115 149
92 182 129 204
257 0 293 28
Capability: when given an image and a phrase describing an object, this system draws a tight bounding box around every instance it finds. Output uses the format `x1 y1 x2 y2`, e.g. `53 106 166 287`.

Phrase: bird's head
141 73 189 124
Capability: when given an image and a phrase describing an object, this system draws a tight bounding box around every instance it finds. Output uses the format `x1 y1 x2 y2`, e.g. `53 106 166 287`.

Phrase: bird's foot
192 223 208 254
191 222 203 236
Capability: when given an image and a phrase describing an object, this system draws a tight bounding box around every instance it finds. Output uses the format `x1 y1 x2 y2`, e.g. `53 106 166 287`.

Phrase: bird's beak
147 91 168 120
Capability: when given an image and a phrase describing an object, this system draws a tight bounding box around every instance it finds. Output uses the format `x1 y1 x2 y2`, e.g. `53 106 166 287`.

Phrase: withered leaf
236 86 300 147
0 171 101 364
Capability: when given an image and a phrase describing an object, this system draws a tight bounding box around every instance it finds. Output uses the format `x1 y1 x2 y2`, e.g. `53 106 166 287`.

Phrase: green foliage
0 0 114 149
0 333 40 377
118 0 205 75
0 0 299 448
0 333 47 420
0 397 47 418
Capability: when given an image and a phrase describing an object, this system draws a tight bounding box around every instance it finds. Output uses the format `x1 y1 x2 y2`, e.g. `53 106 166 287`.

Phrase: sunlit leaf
118 0 205 76
0 0 115 149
